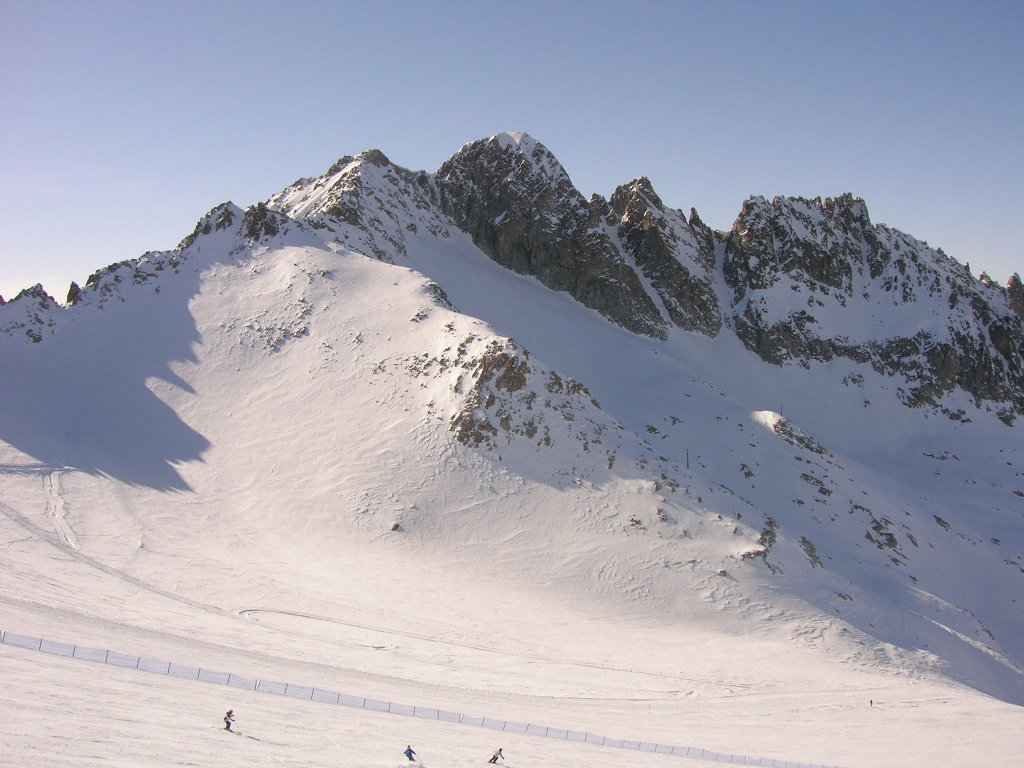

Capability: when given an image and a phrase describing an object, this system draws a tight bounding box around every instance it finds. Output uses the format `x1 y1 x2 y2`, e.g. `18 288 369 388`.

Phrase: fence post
104 650 109 663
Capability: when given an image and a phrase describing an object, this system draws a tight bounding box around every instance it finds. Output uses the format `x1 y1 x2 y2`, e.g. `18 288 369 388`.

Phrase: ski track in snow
237 608 747 694
0 498 221 616
43 470 79 551
3 631 813 768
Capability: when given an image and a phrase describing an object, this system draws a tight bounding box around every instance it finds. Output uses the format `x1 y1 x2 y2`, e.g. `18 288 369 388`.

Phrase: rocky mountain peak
719 193 1024 419
457 132 572 186
176 202 243 251
0 283 60 342
360 148 391 167
436 132 584 220
4 131 1021 422
607 177 721 336
266 148 446 262
435 135 669 339
610 176 663 211
822 192 871 227
725 194 867 297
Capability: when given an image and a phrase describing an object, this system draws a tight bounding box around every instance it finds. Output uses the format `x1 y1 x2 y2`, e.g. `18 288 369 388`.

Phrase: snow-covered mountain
2 132 1023 767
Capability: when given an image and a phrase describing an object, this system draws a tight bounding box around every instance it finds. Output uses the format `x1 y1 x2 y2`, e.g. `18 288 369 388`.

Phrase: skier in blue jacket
404 745 417 761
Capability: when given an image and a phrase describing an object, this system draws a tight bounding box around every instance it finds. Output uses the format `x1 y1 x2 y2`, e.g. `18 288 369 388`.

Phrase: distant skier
404 745 417 762
223 709 235 732
488 747 504 763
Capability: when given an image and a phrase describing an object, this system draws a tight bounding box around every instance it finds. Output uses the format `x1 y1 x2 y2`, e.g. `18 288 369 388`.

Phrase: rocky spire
1007 273 1024 320
607 177 721 336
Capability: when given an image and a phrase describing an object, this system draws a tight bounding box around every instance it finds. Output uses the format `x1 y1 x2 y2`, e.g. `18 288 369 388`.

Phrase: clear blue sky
1 0 1021 302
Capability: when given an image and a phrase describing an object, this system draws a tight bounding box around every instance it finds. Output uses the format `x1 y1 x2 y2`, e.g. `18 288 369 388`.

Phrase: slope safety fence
1 628 842 768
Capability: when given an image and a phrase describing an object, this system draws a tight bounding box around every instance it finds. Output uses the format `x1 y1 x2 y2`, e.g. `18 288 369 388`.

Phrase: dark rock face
721 194 1024 419
242 202 284 242
427 137 1024 420
607 178 722 336
435 134 669 339
9 130 1017 420
724 194 861 301
1007 274 1024 320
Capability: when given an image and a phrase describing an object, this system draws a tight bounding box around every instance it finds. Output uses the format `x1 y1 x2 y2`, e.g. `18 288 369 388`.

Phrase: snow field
3 630 850 768
2 162 1023 768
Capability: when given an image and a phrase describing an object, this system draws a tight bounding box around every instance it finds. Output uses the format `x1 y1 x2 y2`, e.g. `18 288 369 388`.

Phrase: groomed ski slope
4 629 850 768
1 574 1020 768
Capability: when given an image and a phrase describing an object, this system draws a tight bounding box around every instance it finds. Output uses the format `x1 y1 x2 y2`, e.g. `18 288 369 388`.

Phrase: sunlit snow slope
1 133 1023 767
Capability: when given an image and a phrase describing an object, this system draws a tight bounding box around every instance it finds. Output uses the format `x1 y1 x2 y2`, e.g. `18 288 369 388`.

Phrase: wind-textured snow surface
1 133 1023 767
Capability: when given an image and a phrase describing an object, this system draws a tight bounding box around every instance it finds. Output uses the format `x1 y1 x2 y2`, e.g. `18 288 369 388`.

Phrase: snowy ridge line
0 629 842 768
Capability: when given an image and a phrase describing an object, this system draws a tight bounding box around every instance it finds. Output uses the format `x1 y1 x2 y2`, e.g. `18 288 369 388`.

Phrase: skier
223 709 235 732
404 745 417 762
488 747 504 763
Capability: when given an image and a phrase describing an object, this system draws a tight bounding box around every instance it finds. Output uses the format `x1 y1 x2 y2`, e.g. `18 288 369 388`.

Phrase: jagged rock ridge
723 194 1024 420
4 132 1022 423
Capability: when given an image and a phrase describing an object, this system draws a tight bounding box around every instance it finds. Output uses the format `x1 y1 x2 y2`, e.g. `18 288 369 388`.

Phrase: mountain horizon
2 131 1023 767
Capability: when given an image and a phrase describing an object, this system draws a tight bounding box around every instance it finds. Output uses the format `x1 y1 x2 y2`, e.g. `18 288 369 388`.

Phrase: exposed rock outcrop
0 284 59 342
722 194 1024 419
267 149 448 262
607 177 721 336
435 133 669 339
6 131 1022 421
1007 273 1024 320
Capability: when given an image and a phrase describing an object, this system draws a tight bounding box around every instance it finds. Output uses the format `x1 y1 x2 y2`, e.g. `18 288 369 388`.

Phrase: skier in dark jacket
223 709 235 731
404 745 417 761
